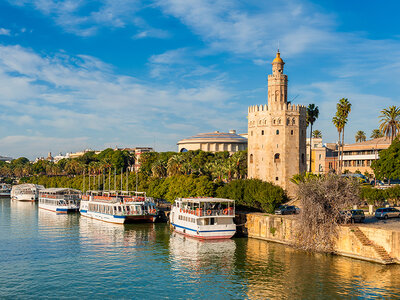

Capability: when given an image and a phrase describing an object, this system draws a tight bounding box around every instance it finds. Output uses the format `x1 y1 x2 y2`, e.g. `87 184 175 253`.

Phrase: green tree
333 98 352 173
370 129 384 139
312 130 322 139
371 138 400 181
355 130 366 143
379 106 400 142
306 104 319 172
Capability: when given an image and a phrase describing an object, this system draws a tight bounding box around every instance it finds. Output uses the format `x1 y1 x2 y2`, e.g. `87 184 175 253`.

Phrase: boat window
210 218 215 225
126 206 130 211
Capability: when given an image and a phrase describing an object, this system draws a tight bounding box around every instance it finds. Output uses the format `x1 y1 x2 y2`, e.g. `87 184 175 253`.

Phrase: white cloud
155 0 336 57
0 45 244 158
0 28 11 36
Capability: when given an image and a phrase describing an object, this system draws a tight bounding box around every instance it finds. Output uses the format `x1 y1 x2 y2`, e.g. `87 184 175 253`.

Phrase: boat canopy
175 197 234 204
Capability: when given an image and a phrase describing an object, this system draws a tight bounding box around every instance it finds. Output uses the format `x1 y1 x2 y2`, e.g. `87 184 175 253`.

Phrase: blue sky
0 0 400 159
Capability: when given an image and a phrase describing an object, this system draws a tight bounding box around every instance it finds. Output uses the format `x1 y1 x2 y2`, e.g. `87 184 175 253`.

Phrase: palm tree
312 130 322 139
306 104 319 172
379 106 400 142
333 98 351 173
370 129 384 139
355 130 366 143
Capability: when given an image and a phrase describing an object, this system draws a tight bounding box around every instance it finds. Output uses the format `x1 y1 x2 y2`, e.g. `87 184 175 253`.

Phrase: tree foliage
371 138 400 180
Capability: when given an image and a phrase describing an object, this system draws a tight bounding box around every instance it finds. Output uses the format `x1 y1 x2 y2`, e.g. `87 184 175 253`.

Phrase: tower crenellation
247 51 307 195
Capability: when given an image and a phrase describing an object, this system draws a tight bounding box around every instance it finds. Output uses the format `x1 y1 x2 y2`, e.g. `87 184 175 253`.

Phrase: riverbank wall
240 213 400 265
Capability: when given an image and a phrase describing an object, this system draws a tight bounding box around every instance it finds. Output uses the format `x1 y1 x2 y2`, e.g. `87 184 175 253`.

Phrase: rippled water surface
1 198 400 299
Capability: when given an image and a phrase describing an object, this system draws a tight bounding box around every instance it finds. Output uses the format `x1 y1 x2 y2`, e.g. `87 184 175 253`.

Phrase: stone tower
247 51 307 194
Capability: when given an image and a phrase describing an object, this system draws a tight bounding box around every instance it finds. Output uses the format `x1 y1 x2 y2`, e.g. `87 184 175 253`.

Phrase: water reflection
243 238 400 299
169 232 236 272
79 216 157 248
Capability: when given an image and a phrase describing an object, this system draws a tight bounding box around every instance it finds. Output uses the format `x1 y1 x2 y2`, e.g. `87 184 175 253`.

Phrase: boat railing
179 208 234 217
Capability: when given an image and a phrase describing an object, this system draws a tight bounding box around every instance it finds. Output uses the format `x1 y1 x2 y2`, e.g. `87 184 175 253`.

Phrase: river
1 198 400 299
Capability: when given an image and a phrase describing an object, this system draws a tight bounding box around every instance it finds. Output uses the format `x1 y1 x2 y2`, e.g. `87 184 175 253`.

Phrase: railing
179 208 234 217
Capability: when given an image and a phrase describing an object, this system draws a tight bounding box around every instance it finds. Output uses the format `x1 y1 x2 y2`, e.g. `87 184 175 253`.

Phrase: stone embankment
238 213 400 265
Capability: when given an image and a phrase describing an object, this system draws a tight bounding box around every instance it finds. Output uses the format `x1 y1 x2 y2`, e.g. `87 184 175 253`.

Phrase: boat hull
39 203 79 213
170 222 235 240
80 210 157 224
11 195 36 202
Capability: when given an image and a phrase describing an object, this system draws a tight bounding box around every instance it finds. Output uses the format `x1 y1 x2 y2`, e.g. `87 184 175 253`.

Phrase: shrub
295 174 360 252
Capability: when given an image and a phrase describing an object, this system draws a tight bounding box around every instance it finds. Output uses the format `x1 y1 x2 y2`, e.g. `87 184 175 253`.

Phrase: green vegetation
332 98 352 174
370 129 384 139
355 130 366 143
379 106 400 142
306 103 319 172
371 138 400 181
360 185 400 206
10 148 286 213
312 130 322 139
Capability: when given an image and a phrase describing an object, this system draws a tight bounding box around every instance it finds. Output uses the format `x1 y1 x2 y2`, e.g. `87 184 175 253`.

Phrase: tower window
250 154 253 163
276 177 279 181
261 130 264 135
276 130 279 135
274 153 280 162
291 130 294 135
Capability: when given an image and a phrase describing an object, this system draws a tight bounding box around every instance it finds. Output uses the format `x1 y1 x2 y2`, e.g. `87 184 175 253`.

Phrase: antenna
278 40 280 52
290 94 299 102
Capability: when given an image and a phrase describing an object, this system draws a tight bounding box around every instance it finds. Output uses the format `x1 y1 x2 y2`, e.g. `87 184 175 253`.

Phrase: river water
1 198 400 299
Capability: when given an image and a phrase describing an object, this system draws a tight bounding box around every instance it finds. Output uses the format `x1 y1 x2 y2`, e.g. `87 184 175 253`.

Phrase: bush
295 174 360 252
360 187 386 205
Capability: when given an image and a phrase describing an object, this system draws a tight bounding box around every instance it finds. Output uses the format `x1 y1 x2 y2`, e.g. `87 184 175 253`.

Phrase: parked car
339 209 365 223
275 205 298 215
370 180 384 186
375 207 400 219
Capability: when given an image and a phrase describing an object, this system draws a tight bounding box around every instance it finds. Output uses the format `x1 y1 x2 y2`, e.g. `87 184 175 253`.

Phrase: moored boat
11 184 44 201
39 188 81 213
0 183 11 197
80 190 158 224
169 197 236 239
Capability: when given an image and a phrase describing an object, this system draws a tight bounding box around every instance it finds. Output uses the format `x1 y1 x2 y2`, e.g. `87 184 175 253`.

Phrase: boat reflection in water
169 231 236 272
78 216 157 248
243 238 400 299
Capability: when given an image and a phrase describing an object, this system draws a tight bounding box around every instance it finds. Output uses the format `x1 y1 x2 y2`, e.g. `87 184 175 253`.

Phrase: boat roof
41 188 81 193
176 197 234 203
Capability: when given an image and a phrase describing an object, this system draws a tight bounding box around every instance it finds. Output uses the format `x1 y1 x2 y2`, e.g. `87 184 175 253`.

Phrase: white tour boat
11 184 44 201
169 197 236 239
38 188 81 213
0 183 11 197
80 190 158 224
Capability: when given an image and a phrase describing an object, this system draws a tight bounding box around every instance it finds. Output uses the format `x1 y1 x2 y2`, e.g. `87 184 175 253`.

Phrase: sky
0 0 400 159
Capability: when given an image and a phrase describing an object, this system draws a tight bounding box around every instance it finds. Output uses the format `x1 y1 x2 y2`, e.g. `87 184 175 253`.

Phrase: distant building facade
341 137 391 175
177 130 247 154
247 51 307 193
306 138 326 174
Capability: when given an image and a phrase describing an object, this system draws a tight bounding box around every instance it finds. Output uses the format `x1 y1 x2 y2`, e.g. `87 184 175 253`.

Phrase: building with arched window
247 51 307 194
177 130 247 154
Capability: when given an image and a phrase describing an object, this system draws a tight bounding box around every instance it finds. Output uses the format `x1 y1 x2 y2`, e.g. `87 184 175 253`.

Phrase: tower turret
268 51 288 107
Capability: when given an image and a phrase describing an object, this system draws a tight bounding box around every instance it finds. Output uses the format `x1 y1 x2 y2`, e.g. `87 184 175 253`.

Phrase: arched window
274 153 280 162
273 119 276 125
276 130 279 135
287 118 290 125
261 130 264 135
250 154 253 163
292 118 296 125
180 148 188 153
278 118 281 125
291 130 294 135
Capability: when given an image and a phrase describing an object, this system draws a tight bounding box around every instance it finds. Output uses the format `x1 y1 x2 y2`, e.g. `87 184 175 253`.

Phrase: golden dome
272 51 284 64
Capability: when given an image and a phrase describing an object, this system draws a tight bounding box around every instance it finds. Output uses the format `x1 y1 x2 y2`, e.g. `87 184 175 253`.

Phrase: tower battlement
248 103 306 114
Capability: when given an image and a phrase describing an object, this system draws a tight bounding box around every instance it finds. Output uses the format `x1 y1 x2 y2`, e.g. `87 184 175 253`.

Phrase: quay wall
242 213 400 265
